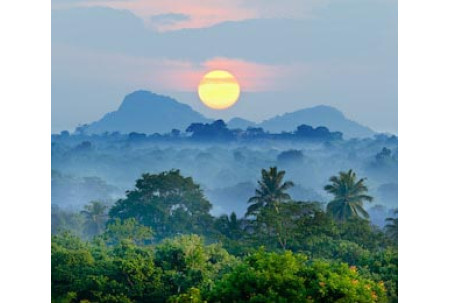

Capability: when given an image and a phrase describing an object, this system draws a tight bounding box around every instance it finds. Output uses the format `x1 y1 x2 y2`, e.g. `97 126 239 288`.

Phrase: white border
0 0 51 301
399 0 450 301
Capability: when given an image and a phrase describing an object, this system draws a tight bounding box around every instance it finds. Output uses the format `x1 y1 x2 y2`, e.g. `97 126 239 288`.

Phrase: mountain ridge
258 105 374 138
82 90 375 138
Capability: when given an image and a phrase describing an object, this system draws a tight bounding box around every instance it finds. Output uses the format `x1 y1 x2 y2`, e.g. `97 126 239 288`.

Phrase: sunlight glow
197 70 240 110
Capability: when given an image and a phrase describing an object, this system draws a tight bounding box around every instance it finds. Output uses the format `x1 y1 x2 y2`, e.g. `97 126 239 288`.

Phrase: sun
197 70 240 110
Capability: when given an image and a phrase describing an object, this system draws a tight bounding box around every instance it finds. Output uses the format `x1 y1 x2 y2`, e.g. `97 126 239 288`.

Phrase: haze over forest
53 90 397 224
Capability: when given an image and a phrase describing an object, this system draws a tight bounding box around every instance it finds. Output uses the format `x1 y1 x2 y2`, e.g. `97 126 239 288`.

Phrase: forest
52 122 398 222
52 166 398 303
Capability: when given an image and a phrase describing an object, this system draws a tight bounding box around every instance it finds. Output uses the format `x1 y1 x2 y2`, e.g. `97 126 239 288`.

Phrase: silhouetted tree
295 124 343 141
170 129 181 137
128 132 146 141
186 120 234 141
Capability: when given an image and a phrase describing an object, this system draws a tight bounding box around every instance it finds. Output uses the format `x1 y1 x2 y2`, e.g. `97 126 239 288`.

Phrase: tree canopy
52 168 397 302
109 170 213 240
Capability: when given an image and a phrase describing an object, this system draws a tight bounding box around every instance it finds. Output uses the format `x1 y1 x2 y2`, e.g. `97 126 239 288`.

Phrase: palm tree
246 167 294 217
81 201 108 237
324 169 373 221
385 209 398 242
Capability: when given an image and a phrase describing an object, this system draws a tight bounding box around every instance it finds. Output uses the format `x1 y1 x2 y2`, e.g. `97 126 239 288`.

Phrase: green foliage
359 248 398 303
207 249 387 303
52 233 95 299
52 233 165 303
168 288 204 303
300 236 370 265
102 218 154 245
52 233 389 303
154 235 237 295
337 218 389 251
324 169 374 221
109 170 213 240
249 201 319 250
52 169 397 302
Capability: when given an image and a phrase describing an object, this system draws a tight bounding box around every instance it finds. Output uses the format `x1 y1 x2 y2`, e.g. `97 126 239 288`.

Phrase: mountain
85 90 211 134
259 105 374 138
83 91 374 138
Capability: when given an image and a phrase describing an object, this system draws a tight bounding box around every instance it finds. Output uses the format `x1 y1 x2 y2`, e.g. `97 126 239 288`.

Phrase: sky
52 0 397 134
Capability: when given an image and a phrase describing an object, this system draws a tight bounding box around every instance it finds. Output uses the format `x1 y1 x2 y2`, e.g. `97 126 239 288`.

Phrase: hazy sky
52 0 397 134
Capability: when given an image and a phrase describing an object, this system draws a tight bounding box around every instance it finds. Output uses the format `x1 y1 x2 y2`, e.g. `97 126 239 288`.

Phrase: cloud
149 13 191 31
150 13 190 25
52 2 397 64
54 0 393 32
68 0 375 31
53 43 295 92
77 0 257 30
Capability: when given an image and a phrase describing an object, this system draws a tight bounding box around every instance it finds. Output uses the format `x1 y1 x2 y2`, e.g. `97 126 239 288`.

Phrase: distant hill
84 91 211 134
83 91 374 138
259 105 374 138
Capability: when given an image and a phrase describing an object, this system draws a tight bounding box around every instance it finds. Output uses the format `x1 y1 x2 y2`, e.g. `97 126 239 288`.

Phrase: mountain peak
271 105 344 120
260 105 373 138
299 105 344 116
85 90 210 134
118 90 184 112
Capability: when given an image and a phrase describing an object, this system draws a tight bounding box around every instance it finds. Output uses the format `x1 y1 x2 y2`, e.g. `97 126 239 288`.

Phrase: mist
51 123 398 225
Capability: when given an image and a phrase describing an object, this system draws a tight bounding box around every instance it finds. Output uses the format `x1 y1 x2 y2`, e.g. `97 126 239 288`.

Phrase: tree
385 209 398 242
294 124 343 141
109 170 213 240
246 167 294 217
81 201 108 237
52 232 165 303
250 201 320 251
207 249 387 303
324 169 373 221
186 120 234 141
360 248 398 303
154 235 236 296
